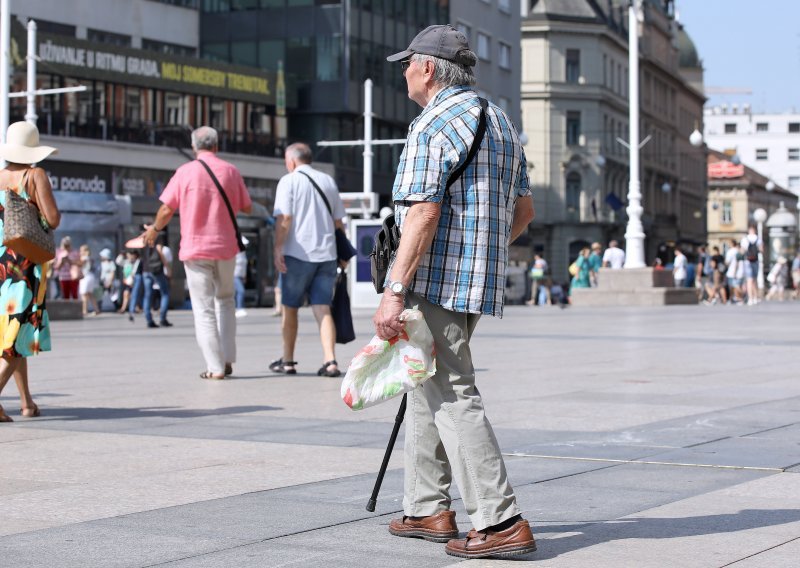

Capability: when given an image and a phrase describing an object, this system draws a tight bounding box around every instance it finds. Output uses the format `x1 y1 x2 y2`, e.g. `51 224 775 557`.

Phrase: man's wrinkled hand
373 292 405 340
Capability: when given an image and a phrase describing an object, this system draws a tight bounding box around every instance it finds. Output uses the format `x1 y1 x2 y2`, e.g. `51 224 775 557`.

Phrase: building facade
8 0 300 306
520 0 707 278
706 150 797 259
704 108 800 198
199 0 521 198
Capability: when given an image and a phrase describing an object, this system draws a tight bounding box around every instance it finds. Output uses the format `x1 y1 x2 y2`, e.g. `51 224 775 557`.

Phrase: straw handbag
2 189 55 264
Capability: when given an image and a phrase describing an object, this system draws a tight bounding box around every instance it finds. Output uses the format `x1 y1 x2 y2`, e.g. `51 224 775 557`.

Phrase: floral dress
0 169 51 358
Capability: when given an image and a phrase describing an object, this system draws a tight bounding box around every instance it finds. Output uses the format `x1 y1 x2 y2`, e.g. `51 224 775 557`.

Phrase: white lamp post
753 207 768 292
623 0 645 268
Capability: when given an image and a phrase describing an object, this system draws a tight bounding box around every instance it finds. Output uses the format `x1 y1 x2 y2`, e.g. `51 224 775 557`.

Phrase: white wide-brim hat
0 121 57 164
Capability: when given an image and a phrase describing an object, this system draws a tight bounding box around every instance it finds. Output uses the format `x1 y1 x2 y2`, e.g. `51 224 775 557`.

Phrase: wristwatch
386 280 408 296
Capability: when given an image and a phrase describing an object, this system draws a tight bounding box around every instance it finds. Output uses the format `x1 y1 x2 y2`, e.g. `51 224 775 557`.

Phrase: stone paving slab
1 302 799 567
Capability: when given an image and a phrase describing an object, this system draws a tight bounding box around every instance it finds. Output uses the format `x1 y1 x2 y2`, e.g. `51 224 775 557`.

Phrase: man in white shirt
602 240 625 269
672 248 687 287
271 142 347 377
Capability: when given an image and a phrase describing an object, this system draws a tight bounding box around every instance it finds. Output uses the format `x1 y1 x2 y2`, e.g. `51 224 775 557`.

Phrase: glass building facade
199 0 450 195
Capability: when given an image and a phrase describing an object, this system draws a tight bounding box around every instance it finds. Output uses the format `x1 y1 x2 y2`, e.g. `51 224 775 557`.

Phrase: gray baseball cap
387 24 477 67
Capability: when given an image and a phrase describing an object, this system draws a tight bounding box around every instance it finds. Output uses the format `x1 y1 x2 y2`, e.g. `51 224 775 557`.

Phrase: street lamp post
753 207 768 293
623 0 645 268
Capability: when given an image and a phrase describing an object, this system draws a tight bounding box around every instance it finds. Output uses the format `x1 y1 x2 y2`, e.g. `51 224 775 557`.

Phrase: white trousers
184 258 236 375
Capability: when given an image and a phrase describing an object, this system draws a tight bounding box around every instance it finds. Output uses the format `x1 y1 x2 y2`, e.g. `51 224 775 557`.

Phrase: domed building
520 0 707 279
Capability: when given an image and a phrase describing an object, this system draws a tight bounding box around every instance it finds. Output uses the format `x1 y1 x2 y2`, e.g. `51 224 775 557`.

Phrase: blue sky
676 0 800 113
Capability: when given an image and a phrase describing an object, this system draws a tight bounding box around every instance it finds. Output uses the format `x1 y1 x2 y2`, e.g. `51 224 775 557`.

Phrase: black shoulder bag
369 97 489 294
298 171 357 262
196 159 246 252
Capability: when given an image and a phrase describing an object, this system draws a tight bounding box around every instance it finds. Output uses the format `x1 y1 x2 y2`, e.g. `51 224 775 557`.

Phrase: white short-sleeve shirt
273 164 345 263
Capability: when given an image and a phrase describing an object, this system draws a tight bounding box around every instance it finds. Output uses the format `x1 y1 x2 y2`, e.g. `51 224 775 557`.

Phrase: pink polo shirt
160 151 252 261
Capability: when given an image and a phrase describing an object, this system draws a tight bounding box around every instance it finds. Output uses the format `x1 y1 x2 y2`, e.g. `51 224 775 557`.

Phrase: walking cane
366 393 407 512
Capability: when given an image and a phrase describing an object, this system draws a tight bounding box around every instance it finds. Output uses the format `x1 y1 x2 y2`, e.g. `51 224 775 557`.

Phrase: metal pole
25 19 36 125
0 0 10 157
623 0 646 268
363 78 373 195
757 220 765 292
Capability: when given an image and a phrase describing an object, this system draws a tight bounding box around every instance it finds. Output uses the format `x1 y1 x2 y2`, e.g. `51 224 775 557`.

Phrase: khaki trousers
404 292 520 531
184 258 236 375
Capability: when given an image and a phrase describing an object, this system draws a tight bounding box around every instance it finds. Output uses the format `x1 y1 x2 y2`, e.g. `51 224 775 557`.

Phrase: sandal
269 358 297 375
225 363 233 376
317 360 341 378
0 405 13 423
20 403 40 418
199 371 225 380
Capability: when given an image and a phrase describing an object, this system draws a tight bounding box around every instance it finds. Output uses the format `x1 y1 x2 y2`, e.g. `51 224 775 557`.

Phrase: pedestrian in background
724 239 744 304
0 121 61 421
271 142 345 377
526 253 547 305
766 257 789 301
141 126 252 380
377 25 536 559
589 242 602 286
602 239 625 269
705 246 727 305
234 236 249 319
116 250 137 314
99 248 116 310
78 244 100 316
54 236 80 300
672 248 687 288
696 245 712 301
570 247 592 292
792 252 800 299
740 226 762 305
142 230 172 328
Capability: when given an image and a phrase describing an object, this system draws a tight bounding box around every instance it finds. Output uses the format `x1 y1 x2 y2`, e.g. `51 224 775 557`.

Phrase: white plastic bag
341 308 436 410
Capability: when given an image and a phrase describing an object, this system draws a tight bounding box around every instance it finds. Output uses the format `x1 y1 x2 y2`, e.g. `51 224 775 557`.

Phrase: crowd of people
526 233 800 307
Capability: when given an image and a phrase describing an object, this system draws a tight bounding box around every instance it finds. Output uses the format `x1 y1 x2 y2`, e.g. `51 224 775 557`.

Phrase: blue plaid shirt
393 85 531 317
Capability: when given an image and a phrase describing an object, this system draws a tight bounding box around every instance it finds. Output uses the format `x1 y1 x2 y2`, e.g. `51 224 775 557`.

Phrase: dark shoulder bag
298 171 357 262
196 159 246 252
369 97 489 294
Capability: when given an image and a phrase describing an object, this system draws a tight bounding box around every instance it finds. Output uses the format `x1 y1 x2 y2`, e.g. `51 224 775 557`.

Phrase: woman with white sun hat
0 121 61 422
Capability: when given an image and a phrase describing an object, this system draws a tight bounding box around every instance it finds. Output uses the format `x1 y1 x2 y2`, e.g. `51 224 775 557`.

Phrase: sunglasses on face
400 58 412 72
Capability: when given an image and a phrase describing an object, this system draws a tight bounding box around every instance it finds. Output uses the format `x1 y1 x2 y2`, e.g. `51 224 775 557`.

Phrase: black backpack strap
196 159 245 252
446 97 489 190
298 171 334 219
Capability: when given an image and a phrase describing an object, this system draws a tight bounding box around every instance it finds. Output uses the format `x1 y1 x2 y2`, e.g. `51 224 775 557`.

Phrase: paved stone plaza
1 302 799 567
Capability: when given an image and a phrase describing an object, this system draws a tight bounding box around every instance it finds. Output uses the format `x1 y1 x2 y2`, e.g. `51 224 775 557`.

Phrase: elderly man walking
142 126 252 379
374 25 537 559
270 142 347 378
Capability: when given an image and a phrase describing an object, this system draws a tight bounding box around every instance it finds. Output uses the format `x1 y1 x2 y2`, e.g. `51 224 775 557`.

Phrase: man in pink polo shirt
142 126 252 380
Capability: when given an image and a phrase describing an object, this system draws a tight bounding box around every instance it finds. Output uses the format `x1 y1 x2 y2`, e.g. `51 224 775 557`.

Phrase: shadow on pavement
26 405 282 421
534 508 800 560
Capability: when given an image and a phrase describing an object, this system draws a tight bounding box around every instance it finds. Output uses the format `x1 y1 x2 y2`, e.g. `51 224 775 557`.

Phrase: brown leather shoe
445 519 536 559
388 510 459 543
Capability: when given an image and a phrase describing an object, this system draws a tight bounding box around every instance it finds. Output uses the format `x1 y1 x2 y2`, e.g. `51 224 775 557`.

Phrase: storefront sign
45 162 112 194
12 21 284 106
